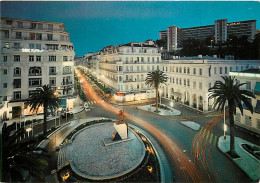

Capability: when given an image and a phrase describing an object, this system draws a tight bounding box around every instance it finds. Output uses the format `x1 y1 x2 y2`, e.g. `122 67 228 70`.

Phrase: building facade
160 56 260 112
86 41 161 102
0 17 75 120
162 19 257 51
230 69 260 134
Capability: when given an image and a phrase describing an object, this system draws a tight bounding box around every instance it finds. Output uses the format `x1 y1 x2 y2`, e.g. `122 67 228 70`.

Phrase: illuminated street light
26 127 32 137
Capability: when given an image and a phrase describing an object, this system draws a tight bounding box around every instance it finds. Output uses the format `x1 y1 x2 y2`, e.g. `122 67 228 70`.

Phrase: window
157 57 159 62
49 77 56 86
31 23 36 29
36 56 41 62
36 44 41 50
13 79 21 88
209 83 211 88
49 56 56 61
3 56 7 62
63 56 68 61
29 55 34 62
193 81 196 89
38 23 43 30
48 24 53 31
193 68 196 75
30 33 35 40
36 33 42 40
199 68 202 76
179 78 182 85
63 66 71 74
3 83 7 88
47 34 53 41
152 57 154 63
184 79 186 86
214 67 217 74
49 67 56 75
28 90 38 97
187 79 190 86
13 91 21 100
4 69 7 75
187 67 190 74
148 57 150 62
141 57 144 62
17 21 23 28
29 67 41 76
29 43 35 49
3 96 7 101
14 43 20 49
225 67 227 74
14 67 21 76
184 67 186 73
199 82 202 90
29 78 42 87
16 32 22 39
220 67 222 74
14 55 20 62
245 115 252 126
3 30 9 38
47 44 58 50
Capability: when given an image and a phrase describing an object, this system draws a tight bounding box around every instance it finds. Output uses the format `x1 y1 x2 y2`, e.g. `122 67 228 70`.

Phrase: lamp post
26 127 32 138
224 101 227 141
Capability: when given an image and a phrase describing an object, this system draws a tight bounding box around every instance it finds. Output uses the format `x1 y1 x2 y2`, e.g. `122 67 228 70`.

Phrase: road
76 69 258 183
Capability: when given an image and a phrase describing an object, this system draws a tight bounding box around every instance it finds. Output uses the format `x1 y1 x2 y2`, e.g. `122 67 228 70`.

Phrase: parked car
61 112 73 119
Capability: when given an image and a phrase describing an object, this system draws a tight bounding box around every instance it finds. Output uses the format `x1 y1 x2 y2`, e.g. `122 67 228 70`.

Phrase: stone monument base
103 137 134 147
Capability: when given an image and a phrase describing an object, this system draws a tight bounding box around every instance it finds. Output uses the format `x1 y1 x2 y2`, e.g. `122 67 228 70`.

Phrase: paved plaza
65 123 146 180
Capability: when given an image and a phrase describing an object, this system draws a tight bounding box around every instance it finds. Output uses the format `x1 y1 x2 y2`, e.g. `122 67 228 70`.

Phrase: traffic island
56 119 161 182
137 104 181 116
218 136 260 181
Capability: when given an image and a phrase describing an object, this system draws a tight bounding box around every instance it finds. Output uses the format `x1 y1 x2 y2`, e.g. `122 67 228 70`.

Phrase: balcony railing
49 72 57 75
13 74 21 77
63 71 72 75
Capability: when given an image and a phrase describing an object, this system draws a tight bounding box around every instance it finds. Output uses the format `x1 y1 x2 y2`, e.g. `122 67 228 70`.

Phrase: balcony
61 81 73 86
63 71 72 75
49 72 57 75
13 74 21 77
28 73 42 76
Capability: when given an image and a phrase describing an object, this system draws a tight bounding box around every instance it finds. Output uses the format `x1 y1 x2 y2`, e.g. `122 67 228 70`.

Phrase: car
84 102 90 111
61 112 73 119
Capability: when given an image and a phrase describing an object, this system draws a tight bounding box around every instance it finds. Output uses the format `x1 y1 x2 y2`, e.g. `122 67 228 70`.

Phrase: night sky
1 1 260 56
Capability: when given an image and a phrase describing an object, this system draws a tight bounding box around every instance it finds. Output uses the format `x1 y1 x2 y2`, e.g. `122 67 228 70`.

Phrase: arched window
29 67 41 76
14 67 21 76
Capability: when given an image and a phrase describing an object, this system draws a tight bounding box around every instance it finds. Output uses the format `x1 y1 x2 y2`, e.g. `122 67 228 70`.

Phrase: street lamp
26 127 32 137
224 101 226 141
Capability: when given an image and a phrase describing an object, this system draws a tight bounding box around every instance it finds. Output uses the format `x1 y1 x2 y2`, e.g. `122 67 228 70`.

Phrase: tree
145 70 168 112
26 85 60 136
1 122 48 182
208 76 255 157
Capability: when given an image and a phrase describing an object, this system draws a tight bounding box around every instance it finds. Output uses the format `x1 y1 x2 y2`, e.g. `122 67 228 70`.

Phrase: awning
173 92 182 97
255 100 260 113
254 82 260 96
242 98 252 109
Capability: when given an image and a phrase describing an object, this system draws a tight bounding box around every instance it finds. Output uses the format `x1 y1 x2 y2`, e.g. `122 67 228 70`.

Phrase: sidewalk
218 136 260 181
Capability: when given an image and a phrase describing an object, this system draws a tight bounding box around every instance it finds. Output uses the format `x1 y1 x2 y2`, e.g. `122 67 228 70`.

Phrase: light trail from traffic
76 69 212 182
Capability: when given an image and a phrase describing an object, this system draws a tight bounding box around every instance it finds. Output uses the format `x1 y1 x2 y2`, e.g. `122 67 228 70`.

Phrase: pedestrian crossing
197 126 218 147
85 99 105 107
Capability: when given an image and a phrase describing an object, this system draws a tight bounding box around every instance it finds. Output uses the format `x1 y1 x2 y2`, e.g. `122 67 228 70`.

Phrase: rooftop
237 68 260 74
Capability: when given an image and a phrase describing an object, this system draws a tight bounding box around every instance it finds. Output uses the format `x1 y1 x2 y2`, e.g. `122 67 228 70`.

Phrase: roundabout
58 122 147 180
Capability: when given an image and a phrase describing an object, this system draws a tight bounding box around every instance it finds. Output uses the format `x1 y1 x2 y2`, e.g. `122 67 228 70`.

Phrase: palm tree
26 84 60 136
145 70 168 112
208 76 255 157
1 122 48 182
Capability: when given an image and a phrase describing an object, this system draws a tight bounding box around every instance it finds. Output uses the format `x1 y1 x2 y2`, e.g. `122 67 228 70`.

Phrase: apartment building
160 56 260 112
230 69 260 134
0 17 75 120
96 41 161 102
161 19 257 52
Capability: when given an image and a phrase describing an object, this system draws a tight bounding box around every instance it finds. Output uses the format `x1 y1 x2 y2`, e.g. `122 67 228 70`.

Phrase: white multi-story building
0 17 75 120
97 41 161 102
230 69 260 134
160 56 260 112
